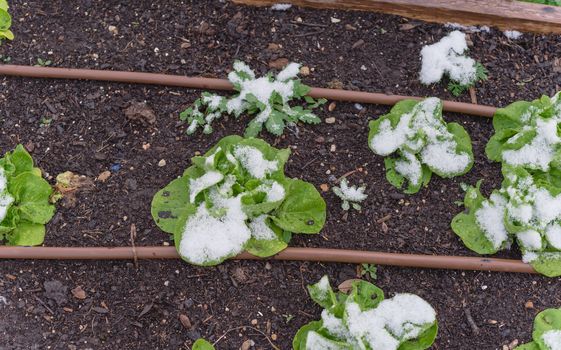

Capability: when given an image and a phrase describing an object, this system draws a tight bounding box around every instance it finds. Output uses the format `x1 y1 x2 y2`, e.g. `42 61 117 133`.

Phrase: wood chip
320 184 329 192
338 279 363 293
71 286 87 300
179 314 192 329
268 58 289 69
97 170 111 182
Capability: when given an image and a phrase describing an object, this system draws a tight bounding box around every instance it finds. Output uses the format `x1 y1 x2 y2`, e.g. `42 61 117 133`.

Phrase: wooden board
232 0 561 34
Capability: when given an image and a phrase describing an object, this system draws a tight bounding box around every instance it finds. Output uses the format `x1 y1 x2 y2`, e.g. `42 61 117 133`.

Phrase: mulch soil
1 1 561 349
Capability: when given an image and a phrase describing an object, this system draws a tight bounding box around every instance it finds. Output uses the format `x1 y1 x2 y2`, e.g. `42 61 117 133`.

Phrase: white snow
445 23 490 33
421 139 470 175
542 330 561 350
517 230 543 250
369 97 471 180
522 251 538 263
335 179 368 202
202 94 223 109
0 169 13 222
179 195 250 264
321 310 350 339
545 223 561 249
315 275 331 298
305 331 344 350
189 171 224 203
503 30 523 40
420 30 477 85
233 146 278 179
270 3 292 11
248 215 277 240
276 62 301 81
256 180 285 202
394 151 422 186
475 193 509 249
345 294 436 350
501 98 561 171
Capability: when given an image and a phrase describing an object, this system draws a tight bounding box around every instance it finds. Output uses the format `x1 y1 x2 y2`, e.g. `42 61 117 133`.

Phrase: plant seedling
332 178 367 211
360 263 378 280
35 58 52 67
151 135 326 266
179 61 325 137
368 97 473 194
293 276 438 350
0 145 56 246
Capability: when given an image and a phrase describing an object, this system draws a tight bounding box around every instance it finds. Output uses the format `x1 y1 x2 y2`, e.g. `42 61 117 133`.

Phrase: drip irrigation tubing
0 246 536 274
0 65 515 274
0 65 497 117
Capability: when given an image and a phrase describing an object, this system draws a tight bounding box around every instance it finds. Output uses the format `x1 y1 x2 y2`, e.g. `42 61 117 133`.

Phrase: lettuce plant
515 308 561 350
293 276 438 350
332 178 367 211
151 135 326 266
452 165 561 277
193 339 215 350
486 92 561 173
179 61 325 137
368 97 473 194
0 0 13 43
0 145 55 246
419 30 487 96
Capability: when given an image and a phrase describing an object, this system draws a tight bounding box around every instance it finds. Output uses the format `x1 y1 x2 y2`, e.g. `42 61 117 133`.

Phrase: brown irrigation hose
0 65 497 117
0 246 536 274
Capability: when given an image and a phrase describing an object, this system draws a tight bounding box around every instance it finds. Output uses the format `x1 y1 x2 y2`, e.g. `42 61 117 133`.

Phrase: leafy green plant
35 58 52 67
420 30 487 97
293 276 438 350
515 307 561 350
332 178 367 211
151 135 326 266
179 61 326 137
485 91 561 173
0 145 55 246
452 165 561 277
0 0 13 43
193 339 215 350
368 97 473 194
447 62 488 97
521 0 561 5
452 91 561 277
360 263 378 280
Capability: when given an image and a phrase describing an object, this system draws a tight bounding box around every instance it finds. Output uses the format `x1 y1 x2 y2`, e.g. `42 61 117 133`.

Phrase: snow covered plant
179 61 326 137
452 165 561 277
293 276 438 350
368 97 473 194
515 307 561 350
332 178 367 211
151 135 326 266
0 145 55 246
486 91 561 174
420 30 487 96
0 0 13 43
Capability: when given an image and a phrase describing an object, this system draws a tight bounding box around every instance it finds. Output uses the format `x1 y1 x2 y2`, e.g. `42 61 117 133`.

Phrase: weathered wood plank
232 0 561 34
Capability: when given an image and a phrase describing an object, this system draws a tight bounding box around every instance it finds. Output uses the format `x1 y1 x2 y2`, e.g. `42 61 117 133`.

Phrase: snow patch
543 330 561 350
420 30 477 85
0 168 14 222
475 193 508 249
503 30 523 40
270 3 292 10
233 146 278 179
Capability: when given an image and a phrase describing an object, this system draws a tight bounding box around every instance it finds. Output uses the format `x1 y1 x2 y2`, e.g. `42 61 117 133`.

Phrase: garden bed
0 1 560 349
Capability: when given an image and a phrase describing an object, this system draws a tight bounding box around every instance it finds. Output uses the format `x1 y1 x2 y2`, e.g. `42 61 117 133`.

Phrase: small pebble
330 144 336 152
158 159 166 167
251 319 258 325
330 17 341 23
325 117 336 124
299 66 310 76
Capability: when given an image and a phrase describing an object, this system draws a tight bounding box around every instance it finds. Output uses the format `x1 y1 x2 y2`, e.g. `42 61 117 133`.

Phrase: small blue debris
110 163 121 173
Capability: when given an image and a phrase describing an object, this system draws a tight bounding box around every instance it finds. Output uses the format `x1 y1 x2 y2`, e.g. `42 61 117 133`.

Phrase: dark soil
1 1 561 349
